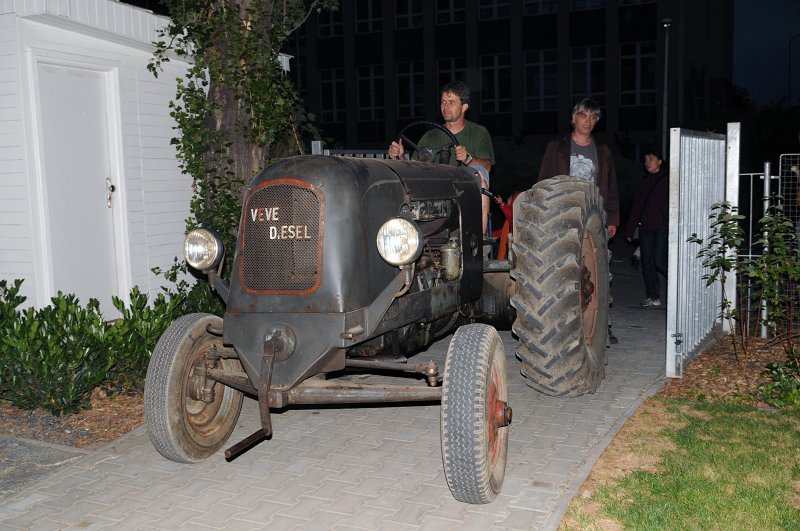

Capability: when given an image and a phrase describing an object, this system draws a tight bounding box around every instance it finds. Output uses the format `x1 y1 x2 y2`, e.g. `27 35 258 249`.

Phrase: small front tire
144 313 243 463
441 324 511 504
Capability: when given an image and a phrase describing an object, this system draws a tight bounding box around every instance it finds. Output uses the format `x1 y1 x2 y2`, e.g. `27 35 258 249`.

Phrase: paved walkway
0 242 666 530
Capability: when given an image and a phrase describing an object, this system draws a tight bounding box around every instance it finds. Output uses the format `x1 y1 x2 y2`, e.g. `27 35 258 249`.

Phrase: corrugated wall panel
666 126 732 377
2 0 169 45
135 60 192 291
0 1 189 307
0 13 36 302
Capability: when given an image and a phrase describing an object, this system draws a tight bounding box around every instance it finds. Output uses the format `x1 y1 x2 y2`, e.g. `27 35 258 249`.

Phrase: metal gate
665 123 740 377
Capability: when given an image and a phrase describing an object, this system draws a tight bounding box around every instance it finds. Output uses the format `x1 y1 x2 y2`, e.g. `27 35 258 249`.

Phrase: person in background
538 98 621 343
630 245 641 271
491 191 521 260
388 81 495 235
492 192 521 237
538 98 620 236
625 150 669 307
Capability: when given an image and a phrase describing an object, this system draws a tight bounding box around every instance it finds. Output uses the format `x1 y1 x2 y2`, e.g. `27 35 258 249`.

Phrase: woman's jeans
639 228 667 299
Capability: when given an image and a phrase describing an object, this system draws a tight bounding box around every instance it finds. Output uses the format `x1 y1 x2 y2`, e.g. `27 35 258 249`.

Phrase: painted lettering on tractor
268 225 311 240
250 206 280 222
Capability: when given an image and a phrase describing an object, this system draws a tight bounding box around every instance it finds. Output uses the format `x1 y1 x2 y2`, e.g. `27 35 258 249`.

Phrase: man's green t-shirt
413 120 495 167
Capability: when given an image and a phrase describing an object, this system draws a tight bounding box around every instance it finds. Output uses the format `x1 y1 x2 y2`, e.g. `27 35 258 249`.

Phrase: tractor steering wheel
396 121 460 165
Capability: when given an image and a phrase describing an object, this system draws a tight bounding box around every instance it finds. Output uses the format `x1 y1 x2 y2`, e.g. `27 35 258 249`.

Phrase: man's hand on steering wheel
389 140 405 160
389 121 460 165
453 145 470 165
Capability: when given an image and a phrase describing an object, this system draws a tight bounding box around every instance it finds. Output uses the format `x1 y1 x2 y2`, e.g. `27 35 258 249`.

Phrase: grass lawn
561 398 800 530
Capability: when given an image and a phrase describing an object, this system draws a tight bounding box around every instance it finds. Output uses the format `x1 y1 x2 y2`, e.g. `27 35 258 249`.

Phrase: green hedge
0 279 186 415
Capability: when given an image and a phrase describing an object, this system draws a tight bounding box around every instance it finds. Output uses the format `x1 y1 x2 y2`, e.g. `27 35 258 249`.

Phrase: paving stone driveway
0 250 666 530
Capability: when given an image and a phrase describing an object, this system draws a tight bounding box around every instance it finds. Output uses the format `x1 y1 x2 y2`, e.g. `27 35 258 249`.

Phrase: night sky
733 0 800 106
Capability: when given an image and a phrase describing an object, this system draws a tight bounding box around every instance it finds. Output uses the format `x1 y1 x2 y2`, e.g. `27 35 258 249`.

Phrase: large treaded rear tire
441 324 510 504
144 313 243 463
510 176 609 397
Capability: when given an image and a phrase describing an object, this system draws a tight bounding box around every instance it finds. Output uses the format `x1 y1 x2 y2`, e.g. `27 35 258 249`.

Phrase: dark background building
286 0 735 166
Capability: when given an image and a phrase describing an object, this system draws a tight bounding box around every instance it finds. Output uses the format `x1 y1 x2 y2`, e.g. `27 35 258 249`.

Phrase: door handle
106 177 115 208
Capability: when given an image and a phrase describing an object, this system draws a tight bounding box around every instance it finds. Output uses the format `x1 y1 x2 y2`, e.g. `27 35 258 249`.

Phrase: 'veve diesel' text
250 207 312 241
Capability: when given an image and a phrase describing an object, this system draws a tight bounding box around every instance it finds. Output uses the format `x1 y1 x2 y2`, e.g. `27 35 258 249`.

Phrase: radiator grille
240 181 321 293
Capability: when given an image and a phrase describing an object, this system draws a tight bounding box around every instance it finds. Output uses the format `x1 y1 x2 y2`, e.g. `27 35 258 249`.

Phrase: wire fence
737 154 800 338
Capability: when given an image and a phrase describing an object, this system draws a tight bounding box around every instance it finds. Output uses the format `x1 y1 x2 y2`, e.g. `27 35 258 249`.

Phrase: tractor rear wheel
510 176 609 396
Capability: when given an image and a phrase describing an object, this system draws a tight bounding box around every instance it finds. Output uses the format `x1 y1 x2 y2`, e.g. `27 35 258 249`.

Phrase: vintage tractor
143 124 610 504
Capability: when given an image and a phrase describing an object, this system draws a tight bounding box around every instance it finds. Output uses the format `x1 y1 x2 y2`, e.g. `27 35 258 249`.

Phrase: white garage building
0 0 192 317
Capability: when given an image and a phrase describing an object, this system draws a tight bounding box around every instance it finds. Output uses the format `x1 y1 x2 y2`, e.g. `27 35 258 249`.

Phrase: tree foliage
148 0 337 275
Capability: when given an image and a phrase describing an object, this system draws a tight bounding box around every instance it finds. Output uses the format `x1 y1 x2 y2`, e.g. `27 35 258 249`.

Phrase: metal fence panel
737 154 800 336
779 153 800 226
665 125 737 377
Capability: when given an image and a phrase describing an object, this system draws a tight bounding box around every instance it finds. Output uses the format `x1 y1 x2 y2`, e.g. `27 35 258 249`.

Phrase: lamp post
662 18 672 157
789 34 800 106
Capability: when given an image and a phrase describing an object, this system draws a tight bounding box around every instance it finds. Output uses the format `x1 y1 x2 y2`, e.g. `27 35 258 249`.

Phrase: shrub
0 281 111 415
104 286 184 392
758 347 800 409
690 200 800 405
153 259 225 317
0 279 193 415
689 200 800 363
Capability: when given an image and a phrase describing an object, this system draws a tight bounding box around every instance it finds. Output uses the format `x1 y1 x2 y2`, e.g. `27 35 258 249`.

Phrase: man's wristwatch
465 154 473 165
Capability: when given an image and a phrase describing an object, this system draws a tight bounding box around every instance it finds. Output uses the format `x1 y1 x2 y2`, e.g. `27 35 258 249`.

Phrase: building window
358 65 384 121
620 41 656 106
320 68 346 123
397 61 425 119
356 0 382 33
571 45 606 105
396 0 423 29
317 10 342 38
479 0 510 19
523 0 557 15
480 54 512 113
524 49 558 111
288 32 307 98
293 54 307 100
437 0 466 25
437 57 467 91
572 0 604 9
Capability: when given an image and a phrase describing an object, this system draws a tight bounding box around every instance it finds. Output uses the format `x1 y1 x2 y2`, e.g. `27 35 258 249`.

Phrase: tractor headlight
376 218 423 266
184 229 224 271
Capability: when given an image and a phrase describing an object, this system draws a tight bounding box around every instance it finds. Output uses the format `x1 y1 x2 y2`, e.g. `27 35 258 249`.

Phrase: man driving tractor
388 81 495 236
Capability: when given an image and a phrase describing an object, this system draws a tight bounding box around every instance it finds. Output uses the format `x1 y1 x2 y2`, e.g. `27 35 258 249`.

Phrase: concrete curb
542 376 668 531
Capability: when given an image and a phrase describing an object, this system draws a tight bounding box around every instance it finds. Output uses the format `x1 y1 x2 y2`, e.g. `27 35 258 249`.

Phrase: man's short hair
644 149 663 161
441 81 471 106
571 98 602 121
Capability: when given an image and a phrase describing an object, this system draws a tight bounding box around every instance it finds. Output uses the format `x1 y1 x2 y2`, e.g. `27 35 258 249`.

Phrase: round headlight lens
376 218 423 266
184 229 224 271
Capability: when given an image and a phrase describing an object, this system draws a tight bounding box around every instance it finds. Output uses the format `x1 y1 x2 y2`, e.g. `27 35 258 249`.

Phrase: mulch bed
657 335 789 406
0 388 144 449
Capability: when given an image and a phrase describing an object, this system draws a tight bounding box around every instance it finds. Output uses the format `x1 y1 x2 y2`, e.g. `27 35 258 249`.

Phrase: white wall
0 13 35 299
0 0 192 310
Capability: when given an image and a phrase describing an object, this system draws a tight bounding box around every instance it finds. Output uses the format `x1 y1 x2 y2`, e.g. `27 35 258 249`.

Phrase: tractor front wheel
144 313 243 463
441 324 511 504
